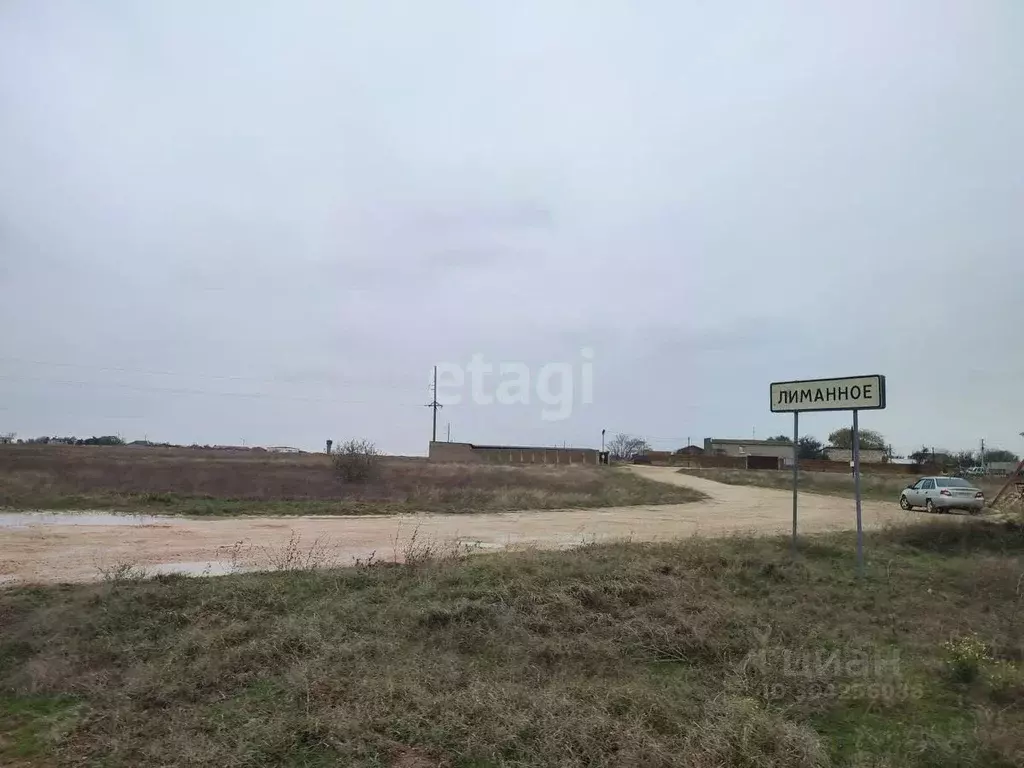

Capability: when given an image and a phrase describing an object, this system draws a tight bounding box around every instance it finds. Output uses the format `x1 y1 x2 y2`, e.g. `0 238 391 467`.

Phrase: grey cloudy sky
1 1 1022 456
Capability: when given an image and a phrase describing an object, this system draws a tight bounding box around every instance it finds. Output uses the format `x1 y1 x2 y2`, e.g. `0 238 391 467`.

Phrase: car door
919 478 936 506
905 479 924 505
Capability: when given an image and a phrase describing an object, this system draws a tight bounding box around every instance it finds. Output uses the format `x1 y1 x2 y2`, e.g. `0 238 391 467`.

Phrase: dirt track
0 467 911 585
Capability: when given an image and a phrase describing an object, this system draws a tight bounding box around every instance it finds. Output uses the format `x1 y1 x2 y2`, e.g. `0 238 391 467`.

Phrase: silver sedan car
899 476 985 514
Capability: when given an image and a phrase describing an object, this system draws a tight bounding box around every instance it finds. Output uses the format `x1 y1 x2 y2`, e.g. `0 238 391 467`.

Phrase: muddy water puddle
0 511 181 528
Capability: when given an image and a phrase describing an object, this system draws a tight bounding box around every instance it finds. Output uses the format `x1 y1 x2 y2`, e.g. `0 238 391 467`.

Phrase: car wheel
899 495 912 510
925 498 936 514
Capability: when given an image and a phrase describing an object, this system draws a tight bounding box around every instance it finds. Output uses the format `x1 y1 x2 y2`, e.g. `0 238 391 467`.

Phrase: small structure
703 438 793 460
825 447 887 464
984 461 1019 475
675 445 705 456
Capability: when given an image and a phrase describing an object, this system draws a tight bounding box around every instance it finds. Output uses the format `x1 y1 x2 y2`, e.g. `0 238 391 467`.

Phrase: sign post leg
853 408 864 578
792 411 799 555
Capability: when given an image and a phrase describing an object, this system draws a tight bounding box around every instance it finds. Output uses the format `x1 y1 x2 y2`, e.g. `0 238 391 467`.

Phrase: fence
666 454 938 475
428 441 599 465
797 459 939 475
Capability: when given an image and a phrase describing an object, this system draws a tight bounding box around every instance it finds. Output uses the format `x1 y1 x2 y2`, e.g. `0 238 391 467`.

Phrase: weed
218 533 340 573
258 531 337 572
393 524 480 568
943 633 991 683
95 560 148 584
984 659 1024 703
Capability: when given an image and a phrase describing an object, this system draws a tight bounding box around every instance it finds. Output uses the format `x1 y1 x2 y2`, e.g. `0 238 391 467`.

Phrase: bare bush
259 531 338 572
95 560 149 584
607 433 650 461
218 533 339 572
331 438 381 483
392 524 482 568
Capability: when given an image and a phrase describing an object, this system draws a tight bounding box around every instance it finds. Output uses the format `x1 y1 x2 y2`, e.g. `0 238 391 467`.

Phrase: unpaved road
1 467 915 585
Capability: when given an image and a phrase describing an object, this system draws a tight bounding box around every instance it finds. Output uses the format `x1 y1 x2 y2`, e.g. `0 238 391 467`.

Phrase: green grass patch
3 520 1024 765
0 695 81 763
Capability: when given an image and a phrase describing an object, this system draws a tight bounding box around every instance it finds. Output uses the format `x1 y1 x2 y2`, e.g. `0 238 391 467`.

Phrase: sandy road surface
1 467 910 585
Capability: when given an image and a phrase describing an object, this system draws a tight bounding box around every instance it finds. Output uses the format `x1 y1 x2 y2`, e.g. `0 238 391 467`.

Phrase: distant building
825 447 887 464
986 461 1020 475
429 441 598 465
703 438 793 460
675 445 705 456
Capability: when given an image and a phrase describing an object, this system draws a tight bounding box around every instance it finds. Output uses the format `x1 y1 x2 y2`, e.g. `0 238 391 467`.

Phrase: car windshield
936 478 972 488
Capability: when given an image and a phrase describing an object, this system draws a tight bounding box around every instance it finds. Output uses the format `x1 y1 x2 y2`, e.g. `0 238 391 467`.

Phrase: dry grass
3 521 1024 766
0 445 701 515
211 525 482 575
679 467 1007 504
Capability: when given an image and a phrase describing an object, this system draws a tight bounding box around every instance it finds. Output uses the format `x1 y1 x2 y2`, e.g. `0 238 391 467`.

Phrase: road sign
770 375 886 413
772 373 887 579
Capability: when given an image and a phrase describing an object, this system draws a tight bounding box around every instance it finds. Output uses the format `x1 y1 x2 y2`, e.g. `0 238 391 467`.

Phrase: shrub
331 438 381 484
942 632 991 683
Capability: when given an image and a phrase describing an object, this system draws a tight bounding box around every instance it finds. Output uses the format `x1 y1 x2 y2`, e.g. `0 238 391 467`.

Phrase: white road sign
770 375 886 413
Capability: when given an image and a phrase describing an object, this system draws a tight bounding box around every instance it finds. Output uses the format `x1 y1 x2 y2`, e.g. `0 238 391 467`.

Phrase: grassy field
0 445 701 515
678 467 1009 505
3 520 1024 766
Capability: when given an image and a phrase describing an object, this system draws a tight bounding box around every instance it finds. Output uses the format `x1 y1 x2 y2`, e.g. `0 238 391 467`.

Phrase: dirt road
1 467 911 585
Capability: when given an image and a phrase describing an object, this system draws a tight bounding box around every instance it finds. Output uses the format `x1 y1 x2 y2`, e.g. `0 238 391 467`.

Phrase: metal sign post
792 411 799 555
853 408 864 578
769 374 885 577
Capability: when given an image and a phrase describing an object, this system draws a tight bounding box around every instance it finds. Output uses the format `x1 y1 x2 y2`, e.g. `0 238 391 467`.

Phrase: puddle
0 512 175 529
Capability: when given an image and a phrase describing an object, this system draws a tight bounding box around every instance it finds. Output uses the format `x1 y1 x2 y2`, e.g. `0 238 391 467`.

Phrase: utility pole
447 422 451 442
980 438 986 472
425 365 443 443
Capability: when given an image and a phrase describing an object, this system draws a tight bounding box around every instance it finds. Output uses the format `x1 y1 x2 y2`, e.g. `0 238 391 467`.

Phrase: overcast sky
1 1 1022 456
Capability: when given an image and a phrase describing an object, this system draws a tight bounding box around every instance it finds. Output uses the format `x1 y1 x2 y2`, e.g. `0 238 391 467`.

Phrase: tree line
607 429 1019 466
763 428 889 461
8 435 126 446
